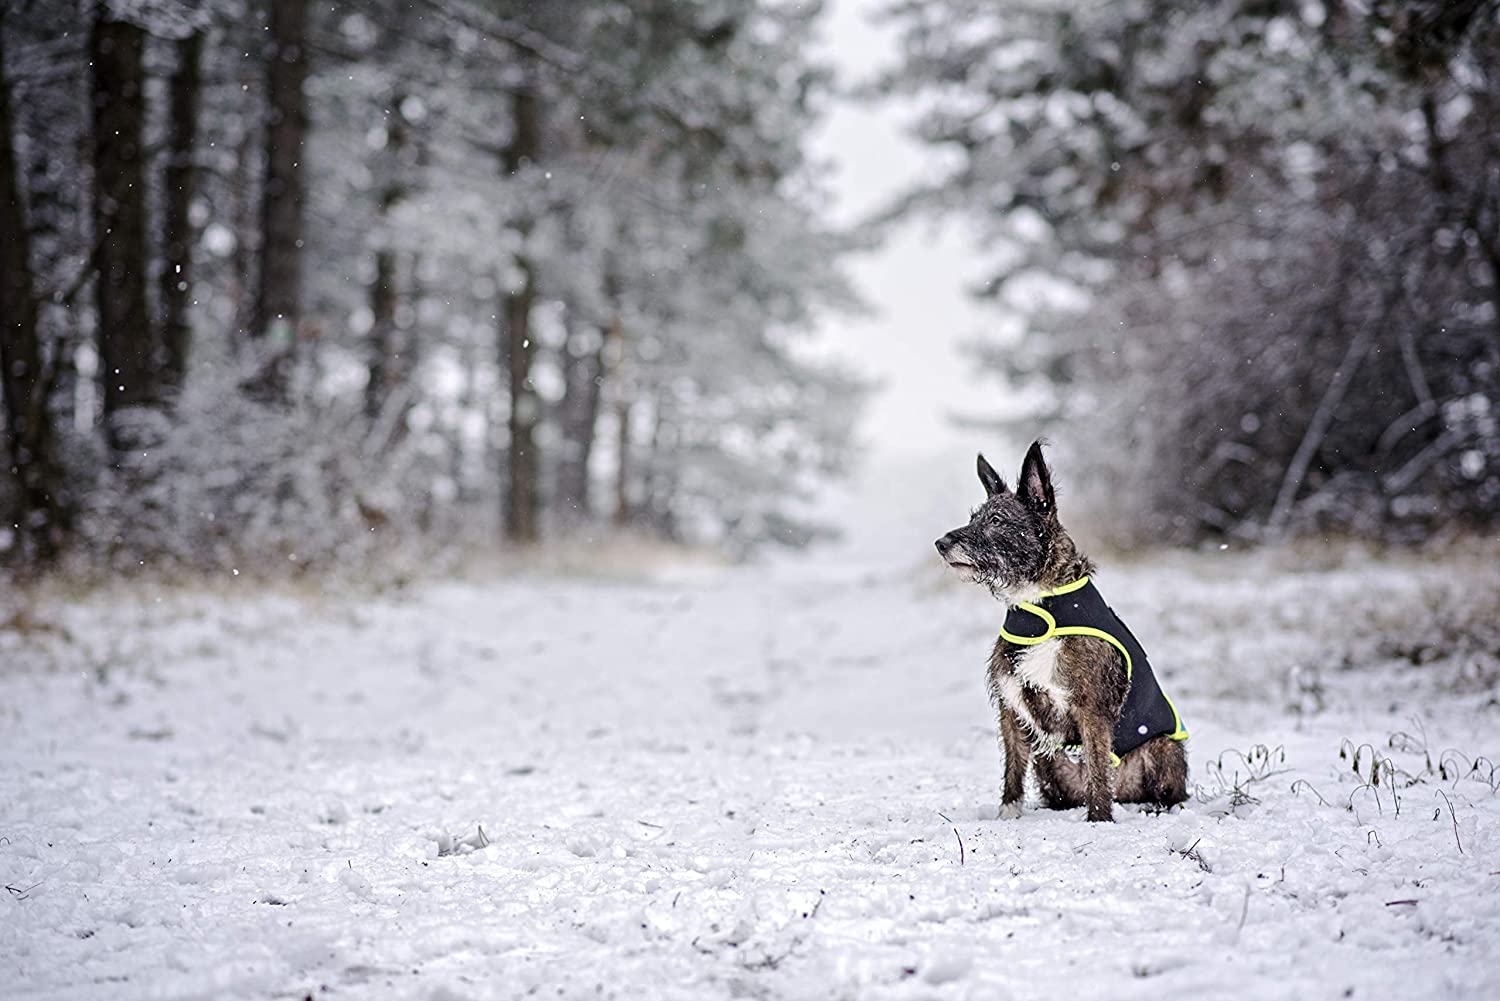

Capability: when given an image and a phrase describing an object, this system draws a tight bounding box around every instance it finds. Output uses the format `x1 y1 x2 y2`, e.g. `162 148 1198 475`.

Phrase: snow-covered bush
885 0 1500 545
73 352 462 579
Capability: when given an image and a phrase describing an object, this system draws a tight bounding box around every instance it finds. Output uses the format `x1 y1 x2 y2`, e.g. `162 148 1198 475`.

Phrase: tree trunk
160 30 202 395
500 85 541 543
609 315 632 528
0 19 65 564
365 82 410 423
365 247 398 419
502 262 538 542
554 320 607 522
614 396 633 528
89 7 155 450
228 126 255 345
252 0 309 388
643 389 677 538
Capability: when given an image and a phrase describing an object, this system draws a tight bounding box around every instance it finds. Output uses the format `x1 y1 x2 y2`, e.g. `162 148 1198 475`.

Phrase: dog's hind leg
1032 754 1087 811
998 705 1030 819
1115 737 1190 807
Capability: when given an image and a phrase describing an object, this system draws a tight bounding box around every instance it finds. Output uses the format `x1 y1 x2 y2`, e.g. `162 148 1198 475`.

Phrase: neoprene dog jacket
1000 576 1188 758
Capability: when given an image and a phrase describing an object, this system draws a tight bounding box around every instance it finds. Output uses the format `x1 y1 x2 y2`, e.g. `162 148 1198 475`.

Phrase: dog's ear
976 453 1006 497
1018 439 1055 518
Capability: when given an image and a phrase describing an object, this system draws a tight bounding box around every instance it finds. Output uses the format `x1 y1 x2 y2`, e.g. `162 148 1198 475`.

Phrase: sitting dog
935 441 1189 822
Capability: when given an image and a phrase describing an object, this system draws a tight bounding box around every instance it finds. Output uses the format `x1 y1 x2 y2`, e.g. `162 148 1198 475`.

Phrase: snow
3 547 1499 1000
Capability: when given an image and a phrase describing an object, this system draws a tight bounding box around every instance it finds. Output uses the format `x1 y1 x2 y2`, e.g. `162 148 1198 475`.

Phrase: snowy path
3 551 1499 1000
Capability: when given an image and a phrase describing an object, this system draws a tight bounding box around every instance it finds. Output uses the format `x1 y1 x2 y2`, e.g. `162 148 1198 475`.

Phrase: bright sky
798 0 1016 559
808 0 1001 465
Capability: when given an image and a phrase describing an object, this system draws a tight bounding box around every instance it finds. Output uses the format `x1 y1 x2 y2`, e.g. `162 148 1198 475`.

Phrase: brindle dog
935 441 1188 822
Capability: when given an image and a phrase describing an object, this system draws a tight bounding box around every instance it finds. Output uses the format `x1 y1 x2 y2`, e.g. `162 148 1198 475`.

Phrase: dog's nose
935 533 954 554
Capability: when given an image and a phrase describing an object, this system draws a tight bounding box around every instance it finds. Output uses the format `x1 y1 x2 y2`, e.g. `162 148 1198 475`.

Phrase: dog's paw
998 802 1023 820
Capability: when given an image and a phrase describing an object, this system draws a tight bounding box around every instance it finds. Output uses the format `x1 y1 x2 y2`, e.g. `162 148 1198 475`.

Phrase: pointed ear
1018 439 1055 517
976 453 1006 497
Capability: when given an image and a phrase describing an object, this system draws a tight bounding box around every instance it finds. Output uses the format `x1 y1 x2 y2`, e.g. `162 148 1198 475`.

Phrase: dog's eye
989 511 1003 526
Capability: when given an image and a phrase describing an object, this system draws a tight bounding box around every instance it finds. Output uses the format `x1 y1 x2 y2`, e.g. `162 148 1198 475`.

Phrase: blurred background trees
0 0 864 574
7 0 1497 578
884 0 1500 544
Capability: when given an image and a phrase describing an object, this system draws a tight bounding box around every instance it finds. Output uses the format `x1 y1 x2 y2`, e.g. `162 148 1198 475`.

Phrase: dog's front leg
1077 712 1116 822
998 704 1029 819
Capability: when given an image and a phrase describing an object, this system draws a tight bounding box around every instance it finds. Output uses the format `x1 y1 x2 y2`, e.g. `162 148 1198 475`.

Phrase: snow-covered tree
1 0 865 571
883 0 1500 543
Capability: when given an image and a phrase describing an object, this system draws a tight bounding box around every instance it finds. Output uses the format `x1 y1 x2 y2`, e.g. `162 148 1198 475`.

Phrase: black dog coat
1000 576 1188 758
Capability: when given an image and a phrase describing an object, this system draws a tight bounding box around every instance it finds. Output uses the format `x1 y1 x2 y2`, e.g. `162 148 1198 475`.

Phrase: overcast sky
798 0 1012 559
808 0 1001 467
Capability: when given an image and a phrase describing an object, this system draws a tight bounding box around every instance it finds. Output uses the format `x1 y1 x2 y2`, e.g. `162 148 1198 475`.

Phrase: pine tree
0 10 64 564
883 0 1500 542
251 0 309 393
90 3 155 450
159 29 202 395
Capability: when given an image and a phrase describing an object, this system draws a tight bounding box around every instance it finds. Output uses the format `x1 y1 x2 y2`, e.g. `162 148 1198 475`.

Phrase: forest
1 0 864 576
885 0 1500 545
2 0 1498 579
4 4 1500 999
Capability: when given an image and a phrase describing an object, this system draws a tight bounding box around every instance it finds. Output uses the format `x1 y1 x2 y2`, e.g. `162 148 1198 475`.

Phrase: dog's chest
995 639 1073 738
1014 639 1071 703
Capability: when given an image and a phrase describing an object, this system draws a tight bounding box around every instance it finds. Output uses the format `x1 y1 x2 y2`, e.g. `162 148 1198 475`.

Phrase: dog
935 441 1189 822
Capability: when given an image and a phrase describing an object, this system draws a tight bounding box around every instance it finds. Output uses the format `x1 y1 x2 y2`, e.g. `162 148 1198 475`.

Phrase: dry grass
0 529 729 676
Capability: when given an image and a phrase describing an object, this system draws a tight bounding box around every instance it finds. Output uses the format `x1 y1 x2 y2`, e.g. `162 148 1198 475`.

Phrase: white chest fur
1014 639 1070 705
996 638 1073 750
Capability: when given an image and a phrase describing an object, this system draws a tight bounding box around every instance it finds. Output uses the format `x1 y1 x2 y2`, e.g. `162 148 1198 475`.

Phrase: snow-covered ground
3 545 1499 1000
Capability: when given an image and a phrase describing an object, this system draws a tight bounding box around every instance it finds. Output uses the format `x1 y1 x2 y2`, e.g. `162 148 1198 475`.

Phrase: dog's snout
935 533 955 554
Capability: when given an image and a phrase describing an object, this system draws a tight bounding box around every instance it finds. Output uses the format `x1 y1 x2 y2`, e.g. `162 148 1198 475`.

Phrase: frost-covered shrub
887 0 1500 545
75 354 464 577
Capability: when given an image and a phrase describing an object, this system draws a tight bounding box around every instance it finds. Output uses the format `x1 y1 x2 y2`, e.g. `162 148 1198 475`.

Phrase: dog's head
934 440 1060 599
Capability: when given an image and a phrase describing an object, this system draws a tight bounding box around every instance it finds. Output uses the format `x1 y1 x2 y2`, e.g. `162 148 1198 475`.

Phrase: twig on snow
1290 779 1329 806
436 823 492 857
936 812 964 866
1172 838 1212 873
744 935 803 971
1435 790 1464 855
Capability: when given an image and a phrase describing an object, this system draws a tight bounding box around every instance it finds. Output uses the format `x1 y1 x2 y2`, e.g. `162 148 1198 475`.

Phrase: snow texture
3 550 1499 999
